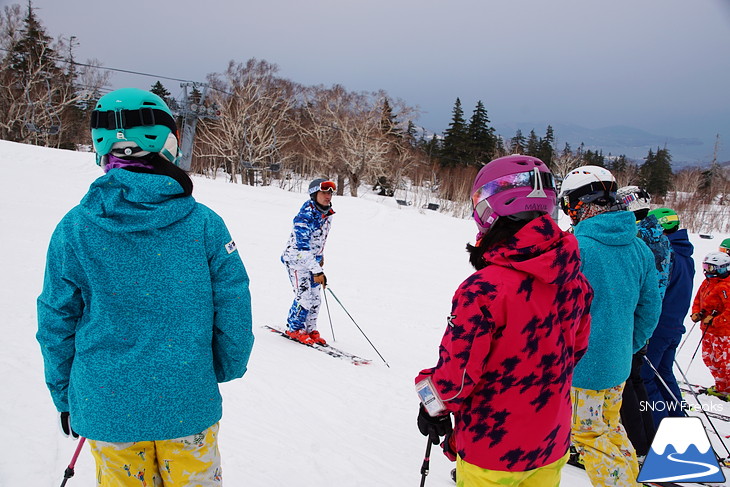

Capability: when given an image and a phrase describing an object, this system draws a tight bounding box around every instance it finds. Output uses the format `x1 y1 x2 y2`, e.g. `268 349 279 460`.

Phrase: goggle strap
90 108 177 135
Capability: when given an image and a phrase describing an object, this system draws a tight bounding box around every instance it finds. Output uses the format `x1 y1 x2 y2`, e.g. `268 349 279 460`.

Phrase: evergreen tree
582 149 605 167
404 120 417 147
640 147 673 197
440 97 469 166
698 161 726 202
5 1 67 145
9 1 56 76
510 129 526 154
466 100 496 165
379 97 401 138
150 81 172 106
526 130 540 157
536 125 555 167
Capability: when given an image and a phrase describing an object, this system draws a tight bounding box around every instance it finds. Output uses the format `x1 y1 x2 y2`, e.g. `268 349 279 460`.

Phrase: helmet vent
145 135 157 140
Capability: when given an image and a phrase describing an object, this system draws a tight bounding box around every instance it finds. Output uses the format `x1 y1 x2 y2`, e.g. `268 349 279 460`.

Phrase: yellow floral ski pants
88 423 221 486
571 385 640 487
455 452 569 487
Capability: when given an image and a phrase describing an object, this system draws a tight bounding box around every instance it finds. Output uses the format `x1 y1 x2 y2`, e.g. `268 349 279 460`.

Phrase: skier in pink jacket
415 155 593 486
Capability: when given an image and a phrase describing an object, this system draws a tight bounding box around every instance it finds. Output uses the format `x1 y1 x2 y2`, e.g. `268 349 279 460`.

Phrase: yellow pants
455 452 569 487
571 385 640 487
88 423 221 486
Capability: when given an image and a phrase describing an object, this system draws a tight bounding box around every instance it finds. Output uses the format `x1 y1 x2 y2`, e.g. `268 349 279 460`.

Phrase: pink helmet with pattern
471 154 556 237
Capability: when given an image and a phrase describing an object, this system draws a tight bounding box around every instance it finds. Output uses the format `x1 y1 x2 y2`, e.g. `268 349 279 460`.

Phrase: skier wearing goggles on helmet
640 207 695 428
37 88 254 485
281 178 336 345
559 166 661 486
415 155 593 487
690 251 730 401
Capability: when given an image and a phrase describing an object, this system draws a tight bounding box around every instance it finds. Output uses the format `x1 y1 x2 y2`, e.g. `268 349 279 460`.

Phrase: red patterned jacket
416 215 592 472
692 276 730 336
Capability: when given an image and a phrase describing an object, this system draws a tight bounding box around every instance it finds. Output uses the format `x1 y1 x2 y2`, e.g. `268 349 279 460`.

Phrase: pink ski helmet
471 154 556 237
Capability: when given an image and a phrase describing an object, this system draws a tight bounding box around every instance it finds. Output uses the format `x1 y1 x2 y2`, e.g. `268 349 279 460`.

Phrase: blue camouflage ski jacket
572 210 661 391
637 214 673 299
37 168 254 442
281 199 334 274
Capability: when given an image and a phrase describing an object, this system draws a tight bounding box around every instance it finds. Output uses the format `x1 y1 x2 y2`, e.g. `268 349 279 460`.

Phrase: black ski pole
323 285 336 342
677 320 698 354
60 437 86 487
326 287 390 368
673 359 730 458
419 438 432 487
642 355 685 414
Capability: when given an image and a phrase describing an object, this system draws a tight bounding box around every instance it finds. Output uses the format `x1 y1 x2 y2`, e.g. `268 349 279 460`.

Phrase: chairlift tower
173 82 220 171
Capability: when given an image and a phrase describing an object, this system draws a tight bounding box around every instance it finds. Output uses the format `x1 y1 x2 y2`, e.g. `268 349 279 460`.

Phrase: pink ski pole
60 437 86 487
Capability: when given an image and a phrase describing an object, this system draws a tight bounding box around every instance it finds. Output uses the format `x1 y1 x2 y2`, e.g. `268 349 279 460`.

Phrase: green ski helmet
90 88 179 166
647 207 679 232
720 238 730 254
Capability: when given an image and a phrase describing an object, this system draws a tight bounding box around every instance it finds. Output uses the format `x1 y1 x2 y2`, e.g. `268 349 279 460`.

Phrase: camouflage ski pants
286 266 322 332
702 333 730 394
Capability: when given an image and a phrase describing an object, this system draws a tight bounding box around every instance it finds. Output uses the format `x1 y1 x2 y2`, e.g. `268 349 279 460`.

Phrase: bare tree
195 59 299 184
297 85 394 196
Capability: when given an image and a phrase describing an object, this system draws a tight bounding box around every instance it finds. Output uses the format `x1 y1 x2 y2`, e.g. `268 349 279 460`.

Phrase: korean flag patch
225 240 237 254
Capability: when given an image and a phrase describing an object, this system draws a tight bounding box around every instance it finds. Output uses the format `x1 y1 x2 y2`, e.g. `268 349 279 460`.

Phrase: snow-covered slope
0 140 726 486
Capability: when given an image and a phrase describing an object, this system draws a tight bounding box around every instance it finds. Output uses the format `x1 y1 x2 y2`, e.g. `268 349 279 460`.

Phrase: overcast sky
10 0 730 160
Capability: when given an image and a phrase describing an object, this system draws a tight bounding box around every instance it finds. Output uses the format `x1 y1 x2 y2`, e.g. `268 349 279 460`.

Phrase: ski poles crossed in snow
324 286 390 368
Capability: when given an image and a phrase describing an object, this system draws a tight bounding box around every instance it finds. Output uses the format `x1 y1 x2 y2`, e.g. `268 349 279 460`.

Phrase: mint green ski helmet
90 88 179 165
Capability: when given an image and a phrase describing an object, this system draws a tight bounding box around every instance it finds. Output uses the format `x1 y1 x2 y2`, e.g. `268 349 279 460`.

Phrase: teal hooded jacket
572 210 661 391
37 168 254 442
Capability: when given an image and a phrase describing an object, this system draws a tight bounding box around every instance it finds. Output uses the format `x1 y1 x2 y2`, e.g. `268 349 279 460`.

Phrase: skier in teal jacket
560 166 660 487
37 88 253 485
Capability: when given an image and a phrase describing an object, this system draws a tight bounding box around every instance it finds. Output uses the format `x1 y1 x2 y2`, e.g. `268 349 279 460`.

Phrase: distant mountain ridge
494 122 719 168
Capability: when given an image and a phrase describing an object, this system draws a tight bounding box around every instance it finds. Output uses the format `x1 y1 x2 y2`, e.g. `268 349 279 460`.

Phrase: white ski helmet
616 185 651 220
559 165 617 223
703 251 730 278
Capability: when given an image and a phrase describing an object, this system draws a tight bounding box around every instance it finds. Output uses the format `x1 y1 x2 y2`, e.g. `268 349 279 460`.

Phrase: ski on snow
263 325 372 366
677 381 730 423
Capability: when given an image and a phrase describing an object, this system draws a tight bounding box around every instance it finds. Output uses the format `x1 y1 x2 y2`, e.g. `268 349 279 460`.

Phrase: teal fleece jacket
572 210 661 391
37 169 254 442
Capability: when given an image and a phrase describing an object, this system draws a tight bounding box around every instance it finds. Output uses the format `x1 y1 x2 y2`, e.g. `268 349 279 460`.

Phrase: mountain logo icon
637 417 726 483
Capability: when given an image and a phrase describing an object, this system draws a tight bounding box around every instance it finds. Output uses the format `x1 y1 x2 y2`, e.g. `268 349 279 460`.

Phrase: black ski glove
441 432 457 461
417 404 452 445
59 412 79 439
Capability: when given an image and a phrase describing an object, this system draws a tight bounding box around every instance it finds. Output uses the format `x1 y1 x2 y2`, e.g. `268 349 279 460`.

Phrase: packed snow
0 139 728 486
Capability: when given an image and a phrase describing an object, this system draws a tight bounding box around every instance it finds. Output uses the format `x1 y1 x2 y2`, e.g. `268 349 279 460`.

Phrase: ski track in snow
0 140 728 486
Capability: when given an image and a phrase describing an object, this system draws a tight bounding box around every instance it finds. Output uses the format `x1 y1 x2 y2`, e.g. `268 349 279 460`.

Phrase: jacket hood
668 228 694 258
482 214 583 285
637 215 665 245
79 169 196 233
574 210 638 247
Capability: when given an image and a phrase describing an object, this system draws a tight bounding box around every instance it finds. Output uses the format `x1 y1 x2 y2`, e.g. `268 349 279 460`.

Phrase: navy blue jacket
652 229 695 337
